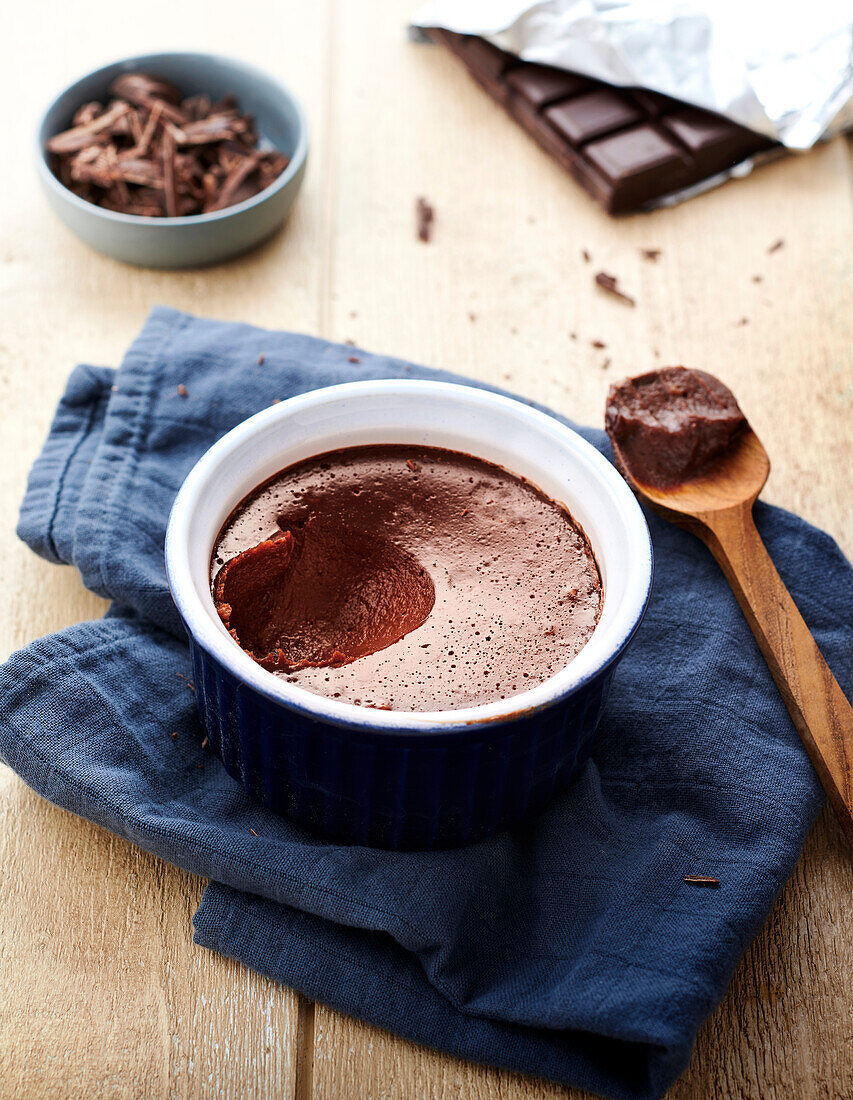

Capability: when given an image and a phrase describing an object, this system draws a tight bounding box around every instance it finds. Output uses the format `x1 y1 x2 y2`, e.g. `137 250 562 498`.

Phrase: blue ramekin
165 380 653 849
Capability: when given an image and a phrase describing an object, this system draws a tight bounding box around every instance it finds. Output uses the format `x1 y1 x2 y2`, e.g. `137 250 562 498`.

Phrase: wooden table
2 3 852 1097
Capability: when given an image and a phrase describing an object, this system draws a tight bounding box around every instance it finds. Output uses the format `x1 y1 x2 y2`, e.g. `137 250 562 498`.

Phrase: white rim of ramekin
35 51 309 227
165 380 653 733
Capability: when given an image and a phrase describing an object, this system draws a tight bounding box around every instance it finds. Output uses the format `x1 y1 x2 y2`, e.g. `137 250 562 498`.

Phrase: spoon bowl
611 426 770 527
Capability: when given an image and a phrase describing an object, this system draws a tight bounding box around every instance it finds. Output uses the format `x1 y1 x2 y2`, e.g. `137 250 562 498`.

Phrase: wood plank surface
1 2 852 1098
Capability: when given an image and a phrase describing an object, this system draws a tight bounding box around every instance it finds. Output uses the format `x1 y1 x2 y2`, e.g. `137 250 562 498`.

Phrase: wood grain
1 1 852 1098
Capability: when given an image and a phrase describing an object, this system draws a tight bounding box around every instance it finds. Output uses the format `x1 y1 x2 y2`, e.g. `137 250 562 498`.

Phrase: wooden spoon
609 393 853 845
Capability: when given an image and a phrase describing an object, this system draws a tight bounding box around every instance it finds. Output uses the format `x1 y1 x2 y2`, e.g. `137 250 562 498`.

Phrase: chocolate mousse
211 444 602 712
605 367 746 488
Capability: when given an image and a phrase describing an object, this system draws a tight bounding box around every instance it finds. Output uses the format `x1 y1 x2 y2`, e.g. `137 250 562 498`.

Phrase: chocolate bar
429 30 775 214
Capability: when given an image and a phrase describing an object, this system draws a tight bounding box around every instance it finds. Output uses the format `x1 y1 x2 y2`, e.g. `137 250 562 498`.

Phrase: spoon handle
699 503 853 844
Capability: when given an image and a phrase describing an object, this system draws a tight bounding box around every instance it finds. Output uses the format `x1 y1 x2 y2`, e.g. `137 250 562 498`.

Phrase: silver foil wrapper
411 0 853 151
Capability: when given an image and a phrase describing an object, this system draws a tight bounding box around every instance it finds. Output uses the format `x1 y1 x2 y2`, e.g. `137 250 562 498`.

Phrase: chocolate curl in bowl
46 72 291 218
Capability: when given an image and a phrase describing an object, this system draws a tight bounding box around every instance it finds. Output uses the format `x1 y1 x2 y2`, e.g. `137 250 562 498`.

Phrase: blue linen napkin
4 306 852 1100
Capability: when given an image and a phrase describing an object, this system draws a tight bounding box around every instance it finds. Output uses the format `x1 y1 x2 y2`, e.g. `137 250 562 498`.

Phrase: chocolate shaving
46 72 289 218
684 875 720 887
595 272 636 306
162 127 178 217
205 153 260 212
47 101 130 155
416 196 434 242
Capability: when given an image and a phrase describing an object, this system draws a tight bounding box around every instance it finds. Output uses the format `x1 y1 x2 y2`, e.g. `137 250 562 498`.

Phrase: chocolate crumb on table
416 196 434 241
595 271 636 305
45 72 289 217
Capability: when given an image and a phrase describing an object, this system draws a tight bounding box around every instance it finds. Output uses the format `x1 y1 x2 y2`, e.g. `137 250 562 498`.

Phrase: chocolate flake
581 249 591 263
684 875 720 887
767 238 785 254
416 196 434 242
250 828 259 836
641 248 661 261
177 383 188 397
257 353 266 365
591 339 607 349
46 72 289 218
348 355 361 363
595 271 636 306
161 127 178 217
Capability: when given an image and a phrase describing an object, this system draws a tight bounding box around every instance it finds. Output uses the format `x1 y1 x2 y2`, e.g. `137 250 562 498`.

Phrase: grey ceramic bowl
36 52 308 268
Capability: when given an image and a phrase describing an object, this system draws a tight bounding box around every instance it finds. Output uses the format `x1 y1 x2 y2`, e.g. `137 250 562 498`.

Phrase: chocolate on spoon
605 366 747 488
606 367 853 845
213 520 435 673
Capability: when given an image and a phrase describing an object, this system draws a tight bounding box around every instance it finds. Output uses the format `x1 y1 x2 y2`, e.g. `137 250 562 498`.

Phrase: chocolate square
506 65 591 110
583 126 689 212
544 89 643 146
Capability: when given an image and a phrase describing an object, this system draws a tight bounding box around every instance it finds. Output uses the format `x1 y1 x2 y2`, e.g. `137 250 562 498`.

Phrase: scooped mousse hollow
605 366 747 488
211 444 602 712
